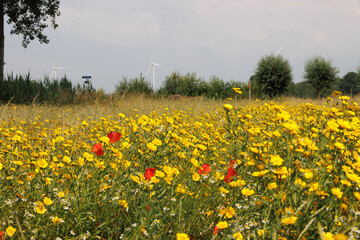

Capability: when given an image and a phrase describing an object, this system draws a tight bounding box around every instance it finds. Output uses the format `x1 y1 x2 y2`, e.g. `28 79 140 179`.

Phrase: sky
4 0 360 93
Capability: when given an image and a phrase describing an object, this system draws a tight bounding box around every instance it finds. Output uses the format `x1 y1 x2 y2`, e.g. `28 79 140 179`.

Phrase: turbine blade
152 62 162 67
145 66 152 76
275 42 286 57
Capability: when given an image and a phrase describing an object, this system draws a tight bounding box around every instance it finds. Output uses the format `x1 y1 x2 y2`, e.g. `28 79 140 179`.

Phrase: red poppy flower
213 225 219 235
198 163 211 175
0 231 4 240
224 167 238 184
229 159 236 168
145 168 156 181
107 131 121 143
92 143 104 156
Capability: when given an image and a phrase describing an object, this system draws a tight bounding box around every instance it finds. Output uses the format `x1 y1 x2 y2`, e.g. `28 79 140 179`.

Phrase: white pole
152 65 156 92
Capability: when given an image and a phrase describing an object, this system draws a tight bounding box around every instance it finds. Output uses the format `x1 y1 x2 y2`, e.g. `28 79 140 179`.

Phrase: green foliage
115 74 152 95
1 0 61 77
338 72 360 96
291 81 316 98
253 54 293 98
304 55 339 98
158 71 207 97
206 76 247 99
158 72 246 99
3 0 60 48
0 73 94 105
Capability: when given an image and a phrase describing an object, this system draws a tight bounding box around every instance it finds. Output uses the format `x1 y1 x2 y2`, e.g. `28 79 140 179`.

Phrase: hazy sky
4 0 360 93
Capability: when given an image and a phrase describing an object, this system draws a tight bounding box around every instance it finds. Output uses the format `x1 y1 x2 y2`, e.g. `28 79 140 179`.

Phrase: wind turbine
145 57 162 92
274 41 286 57
50 63 64 80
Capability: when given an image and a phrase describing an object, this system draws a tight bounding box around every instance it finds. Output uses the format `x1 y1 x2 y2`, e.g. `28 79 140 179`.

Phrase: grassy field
1 95 360 239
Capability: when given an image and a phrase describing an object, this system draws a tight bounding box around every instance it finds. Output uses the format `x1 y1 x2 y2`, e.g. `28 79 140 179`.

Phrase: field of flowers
1 94 360 239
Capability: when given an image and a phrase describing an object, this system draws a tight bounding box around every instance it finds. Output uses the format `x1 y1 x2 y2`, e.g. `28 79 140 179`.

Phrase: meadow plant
0 92 360 239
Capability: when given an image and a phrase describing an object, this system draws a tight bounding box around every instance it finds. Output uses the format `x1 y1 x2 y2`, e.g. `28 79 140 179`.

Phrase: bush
115 74 152 95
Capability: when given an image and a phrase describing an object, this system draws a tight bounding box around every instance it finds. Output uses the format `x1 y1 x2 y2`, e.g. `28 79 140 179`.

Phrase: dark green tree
1 0 61 78
338 72 360 96
292 81 316 98
253 54 293 98
304 55 339 98
115 74 152 95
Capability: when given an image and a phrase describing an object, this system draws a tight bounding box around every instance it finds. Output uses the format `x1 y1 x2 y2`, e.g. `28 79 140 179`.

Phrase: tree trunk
0 1 4 79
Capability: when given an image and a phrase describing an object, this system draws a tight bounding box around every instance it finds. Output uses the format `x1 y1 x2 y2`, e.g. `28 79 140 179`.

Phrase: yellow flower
217 221 229 229
6 226 17 236
302 169 314 179
354 192 360 201
146 142 157 151
333 233 348 240
35 201 46 214
241 188 255 196
281 216 297 225
225 207 235 218
176 184 187 194
58 191 65 198
346 172 360 183
340 179 352 186
13 160 23 166
119 199 129 209
63 156 72 164
43 197 53 205
219 187 229 194
83 152 94 162
37 158 48 168
176 233 190 240
192 172 200 181
0 163 2 170
251 170 269 177
78 157 85 166
267 182 278 189
331 187 343 199
334 142 345 150
100 136 110 144
233 232 244 240
223 104 233 110
52 216 64 224
270 155 284 166
323 232 334 240
283 122 299 134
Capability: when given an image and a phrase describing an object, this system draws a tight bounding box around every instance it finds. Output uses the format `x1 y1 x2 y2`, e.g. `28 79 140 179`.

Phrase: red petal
145 168 156 180
198 164 211 175
213 225 219 234
92 143 104 156
107 131 121 143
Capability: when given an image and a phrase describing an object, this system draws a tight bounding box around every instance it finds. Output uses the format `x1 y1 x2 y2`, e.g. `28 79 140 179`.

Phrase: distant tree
115 74 152 95
0 0 61 78
253 54 293 98
304 55 339 98
158 72 207 97
158 71 183 95
338 72 360 96
292 81 316 98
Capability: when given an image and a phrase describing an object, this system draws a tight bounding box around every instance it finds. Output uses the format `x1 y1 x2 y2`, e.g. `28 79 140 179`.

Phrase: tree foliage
158 71 207 97
253 54 293 98
304 55 339 98
1 0 60 77
115 74 153 95
338 72 360 96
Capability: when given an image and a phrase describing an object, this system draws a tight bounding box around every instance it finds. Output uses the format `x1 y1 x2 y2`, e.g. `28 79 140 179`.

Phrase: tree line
251 54 360 99
0 73 95 104
115 72 247 100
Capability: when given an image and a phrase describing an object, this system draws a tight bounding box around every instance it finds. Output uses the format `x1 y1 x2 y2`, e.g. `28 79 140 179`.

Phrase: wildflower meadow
1 93 360 239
